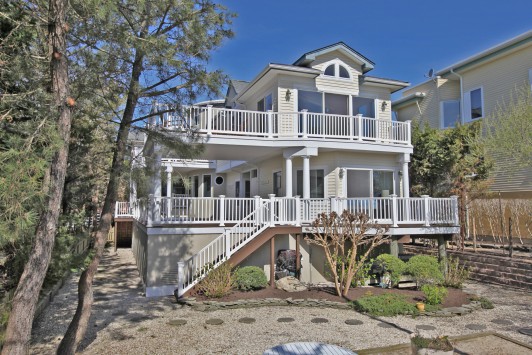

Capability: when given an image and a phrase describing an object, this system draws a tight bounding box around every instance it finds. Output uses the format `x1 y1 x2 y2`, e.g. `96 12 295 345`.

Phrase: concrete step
466 266 532 284
468 272 532 290
461 260 530 277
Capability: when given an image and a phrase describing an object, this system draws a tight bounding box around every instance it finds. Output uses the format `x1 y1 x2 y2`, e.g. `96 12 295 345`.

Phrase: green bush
405 255 443 287
233 266 268 291
442 257 469 288
421 284 448 305
196 262 233 298
470 295 494 309
352 293 418 316
375 254 406 287
411 335 453 351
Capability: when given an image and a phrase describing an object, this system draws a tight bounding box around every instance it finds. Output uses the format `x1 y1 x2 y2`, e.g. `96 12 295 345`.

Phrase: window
339 66 349 78
257 94 272 112
203 175 212 197
323 63 350 79
440 100 461 128
215 176 224 185
251 169 258 178
324 64 335 76
373 171 393 197
325 93 348 115
273 171 282 196
352 97 375 118
296 169 324 198
298 90 323 113
464 88 483 120
193 176 199 197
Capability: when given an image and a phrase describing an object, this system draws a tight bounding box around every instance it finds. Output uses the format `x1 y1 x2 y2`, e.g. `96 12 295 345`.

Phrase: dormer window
323 63 350 79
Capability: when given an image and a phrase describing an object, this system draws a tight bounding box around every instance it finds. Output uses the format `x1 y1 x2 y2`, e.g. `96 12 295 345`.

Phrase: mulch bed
191 286 472 308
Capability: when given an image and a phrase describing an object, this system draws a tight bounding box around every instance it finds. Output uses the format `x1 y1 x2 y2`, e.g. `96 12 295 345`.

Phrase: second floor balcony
148 106 412 146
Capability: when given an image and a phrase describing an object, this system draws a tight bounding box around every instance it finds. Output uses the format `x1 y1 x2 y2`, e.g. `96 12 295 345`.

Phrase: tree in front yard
306 211 390 297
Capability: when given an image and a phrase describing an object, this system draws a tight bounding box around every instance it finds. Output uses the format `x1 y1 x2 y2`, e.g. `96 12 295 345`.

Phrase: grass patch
470 295 494 309
352 293 419 316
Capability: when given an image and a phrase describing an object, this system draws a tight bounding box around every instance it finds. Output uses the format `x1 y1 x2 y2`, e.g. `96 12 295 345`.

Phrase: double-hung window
463 88 483 121
440 100 461 128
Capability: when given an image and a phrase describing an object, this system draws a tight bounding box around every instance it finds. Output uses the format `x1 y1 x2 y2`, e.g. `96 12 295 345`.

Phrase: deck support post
295 196 301 226
267 110 273 138
438 235 447 276
177 261 185 297
295 234 301 280
269 194 276 227
270 236 275 287
254 196 261 225
206 105 213 137
390 237 399 257
166 166 173 220
301 109 308 138
422 195 430 226
401 153 410 198
390 194 398 227
357 114 363 140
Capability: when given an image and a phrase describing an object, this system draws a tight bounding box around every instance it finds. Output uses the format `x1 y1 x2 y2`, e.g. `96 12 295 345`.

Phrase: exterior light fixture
381 101 388 111
338 168 345 179
285 89 292 102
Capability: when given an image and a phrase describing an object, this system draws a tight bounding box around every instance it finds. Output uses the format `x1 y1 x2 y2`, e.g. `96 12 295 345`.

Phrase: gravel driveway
30 249 532 354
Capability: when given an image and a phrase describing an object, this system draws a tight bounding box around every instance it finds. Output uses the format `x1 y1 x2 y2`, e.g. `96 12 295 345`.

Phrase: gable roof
229 79 250 95
293 42 375 73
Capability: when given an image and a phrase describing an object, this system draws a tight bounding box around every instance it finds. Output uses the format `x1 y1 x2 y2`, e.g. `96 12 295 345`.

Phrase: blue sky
209 0 531 99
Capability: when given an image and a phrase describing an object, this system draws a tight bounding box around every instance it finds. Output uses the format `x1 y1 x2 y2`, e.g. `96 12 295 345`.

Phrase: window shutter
463 91 471 121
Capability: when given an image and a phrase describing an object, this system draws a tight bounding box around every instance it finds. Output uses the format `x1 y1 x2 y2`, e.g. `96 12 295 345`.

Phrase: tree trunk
57 48 145 355
2 0 71 353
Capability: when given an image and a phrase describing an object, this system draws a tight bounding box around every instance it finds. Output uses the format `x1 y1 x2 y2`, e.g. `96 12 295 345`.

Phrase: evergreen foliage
405 255 443 287
233 266 268 291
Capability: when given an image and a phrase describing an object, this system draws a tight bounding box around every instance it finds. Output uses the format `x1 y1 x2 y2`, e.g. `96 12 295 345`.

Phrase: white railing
126 195 459 228
176 199 271 295
148 106 411 145
115 201 132 217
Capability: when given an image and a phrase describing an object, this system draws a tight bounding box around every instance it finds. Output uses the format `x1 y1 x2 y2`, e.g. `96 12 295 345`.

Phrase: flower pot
416 302 425 312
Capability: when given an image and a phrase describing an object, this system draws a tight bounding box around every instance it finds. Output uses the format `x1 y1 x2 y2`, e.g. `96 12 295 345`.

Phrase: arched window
323 63 350 79
324 64 335 76
339 65 349 78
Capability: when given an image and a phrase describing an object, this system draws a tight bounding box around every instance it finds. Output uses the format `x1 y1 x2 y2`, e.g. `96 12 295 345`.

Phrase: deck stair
176 199 299 296
403 245 532 290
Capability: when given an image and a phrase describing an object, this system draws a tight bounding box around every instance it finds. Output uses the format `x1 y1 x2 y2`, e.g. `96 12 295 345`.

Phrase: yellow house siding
312 51 361 95
460 44 532 120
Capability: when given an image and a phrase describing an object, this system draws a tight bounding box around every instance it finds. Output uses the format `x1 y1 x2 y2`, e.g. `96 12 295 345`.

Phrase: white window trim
439 99 461 129
295 167 327 198
321 60 352 80
463 86 484 122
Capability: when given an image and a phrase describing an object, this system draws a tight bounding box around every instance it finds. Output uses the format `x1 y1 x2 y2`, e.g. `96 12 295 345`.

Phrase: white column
302 156 310 199
165 166 173 220
285 157 293 197
401 153 410 198
166 166 173 197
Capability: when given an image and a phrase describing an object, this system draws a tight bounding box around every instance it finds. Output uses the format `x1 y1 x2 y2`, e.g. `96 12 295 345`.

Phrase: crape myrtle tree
57 1 235 353
1 0 74 353
306 211 390 297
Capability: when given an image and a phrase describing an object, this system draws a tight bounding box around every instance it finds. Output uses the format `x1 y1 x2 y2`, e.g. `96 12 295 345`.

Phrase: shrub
196 262 233 298
442 257 469 288
352 293 418 316
470 295 494 309
375 254 406 287
411 335 453 351
421 284 448 305
405 255 443 287
233 266 268 291
351 258 374 287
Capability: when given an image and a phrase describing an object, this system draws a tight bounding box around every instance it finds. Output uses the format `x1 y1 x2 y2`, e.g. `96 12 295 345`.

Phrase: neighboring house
120 42 460 297
393 30 532 198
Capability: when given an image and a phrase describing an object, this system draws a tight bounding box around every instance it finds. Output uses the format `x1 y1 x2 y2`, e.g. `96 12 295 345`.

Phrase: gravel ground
30 249 532 355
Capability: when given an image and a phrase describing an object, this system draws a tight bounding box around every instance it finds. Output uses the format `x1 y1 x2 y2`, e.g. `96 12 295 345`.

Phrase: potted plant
411 334 453 355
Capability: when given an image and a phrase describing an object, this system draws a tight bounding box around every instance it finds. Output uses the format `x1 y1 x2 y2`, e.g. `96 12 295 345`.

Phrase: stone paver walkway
30 249 532 354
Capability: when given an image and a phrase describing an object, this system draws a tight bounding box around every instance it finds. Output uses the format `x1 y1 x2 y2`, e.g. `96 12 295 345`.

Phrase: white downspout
450 69 464 123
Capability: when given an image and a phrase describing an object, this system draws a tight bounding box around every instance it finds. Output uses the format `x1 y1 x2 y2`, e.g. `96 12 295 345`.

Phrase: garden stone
490 318 513 325
167 319 187 326
311 318 329 324
275 276 307 292
345 319 363 325
518 328 532 336
465 324 486 330
205 318 224 325
277 317 295 323
238 317 256 324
